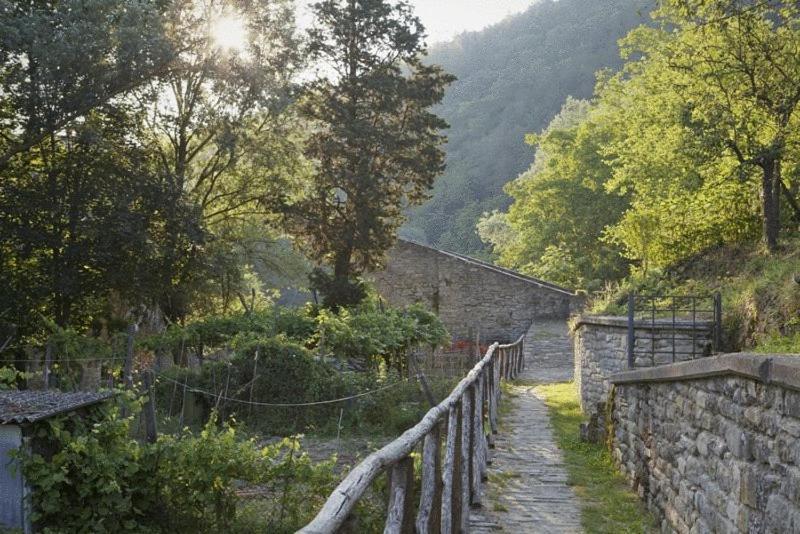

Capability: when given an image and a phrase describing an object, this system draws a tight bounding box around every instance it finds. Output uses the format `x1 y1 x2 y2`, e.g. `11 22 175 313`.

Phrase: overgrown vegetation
483 1 800 280
21 397 336 534
534 382 656 533
589 236 800 353
148 300 451 436
475 0 800 350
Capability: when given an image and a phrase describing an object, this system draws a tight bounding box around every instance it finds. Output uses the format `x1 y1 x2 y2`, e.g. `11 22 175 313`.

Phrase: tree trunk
761 157 780 252
333 246 353 282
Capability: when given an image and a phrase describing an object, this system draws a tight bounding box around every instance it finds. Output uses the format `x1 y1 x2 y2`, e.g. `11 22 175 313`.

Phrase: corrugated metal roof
0 390 114 424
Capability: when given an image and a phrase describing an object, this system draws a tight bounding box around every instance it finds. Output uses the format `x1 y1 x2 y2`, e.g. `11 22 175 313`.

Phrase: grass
534 382 656 534
752 331 800 353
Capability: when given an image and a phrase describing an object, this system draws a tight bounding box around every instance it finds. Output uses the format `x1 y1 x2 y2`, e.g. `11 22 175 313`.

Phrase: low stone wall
608 354 800 533
572 316 712 419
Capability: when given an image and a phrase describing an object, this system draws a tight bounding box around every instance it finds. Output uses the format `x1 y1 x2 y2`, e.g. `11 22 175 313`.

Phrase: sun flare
211 14 248 52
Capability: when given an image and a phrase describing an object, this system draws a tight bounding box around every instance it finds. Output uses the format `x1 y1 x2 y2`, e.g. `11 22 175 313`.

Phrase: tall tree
282 0 454 307
0 107 179 334
479 98 630 289
134 0 300 319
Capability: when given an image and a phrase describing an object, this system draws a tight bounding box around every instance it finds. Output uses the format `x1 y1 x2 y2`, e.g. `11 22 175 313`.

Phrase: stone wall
608 354 800 533
371 240 574 342
573 316 713 419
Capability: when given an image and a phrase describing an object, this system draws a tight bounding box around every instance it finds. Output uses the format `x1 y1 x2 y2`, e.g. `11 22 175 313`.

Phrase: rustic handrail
298 333 525 534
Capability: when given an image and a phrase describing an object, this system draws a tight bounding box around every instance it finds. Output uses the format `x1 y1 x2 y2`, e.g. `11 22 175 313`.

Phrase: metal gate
626 293 722 368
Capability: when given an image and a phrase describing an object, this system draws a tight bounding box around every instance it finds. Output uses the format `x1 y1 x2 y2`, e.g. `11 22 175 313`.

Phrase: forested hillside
403 0 651 255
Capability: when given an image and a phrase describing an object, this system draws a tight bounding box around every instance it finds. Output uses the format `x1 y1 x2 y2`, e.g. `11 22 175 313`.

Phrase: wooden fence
298 335 525 533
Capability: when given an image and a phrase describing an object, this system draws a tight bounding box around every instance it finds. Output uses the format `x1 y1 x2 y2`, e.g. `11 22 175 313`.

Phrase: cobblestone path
470 321 583 533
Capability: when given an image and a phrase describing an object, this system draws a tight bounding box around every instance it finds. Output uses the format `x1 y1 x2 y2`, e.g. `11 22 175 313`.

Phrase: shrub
316 303 449 372
139 307 317 359
21 397 334 534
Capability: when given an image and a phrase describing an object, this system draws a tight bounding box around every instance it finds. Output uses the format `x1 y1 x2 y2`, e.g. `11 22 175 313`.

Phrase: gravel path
470 320 583 533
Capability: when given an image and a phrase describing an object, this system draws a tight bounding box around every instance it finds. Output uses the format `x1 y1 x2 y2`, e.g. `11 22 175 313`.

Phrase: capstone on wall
371 240 574 343
609 355 800 534
572 316 713 419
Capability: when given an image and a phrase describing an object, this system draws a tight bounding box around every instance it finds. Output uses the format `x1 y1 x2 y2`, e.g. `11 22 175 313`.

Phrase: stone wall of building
573 316 713 419
608 354 800 533
371 240 574 343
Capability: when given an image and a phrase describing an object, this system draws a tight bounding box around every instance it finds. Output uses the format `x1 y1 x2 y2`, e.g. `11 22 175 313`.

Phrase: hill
402 0 652 255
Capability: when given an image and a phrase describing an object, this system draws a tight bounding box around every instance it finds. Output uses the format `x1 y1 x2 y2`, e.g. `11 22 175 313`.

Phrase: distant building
371 239 576 343
0 390 114 533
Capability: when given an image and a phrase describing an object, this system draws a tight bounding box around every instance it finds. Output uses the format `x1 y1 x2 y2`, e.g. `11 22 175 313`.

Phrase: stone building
371 239 576 343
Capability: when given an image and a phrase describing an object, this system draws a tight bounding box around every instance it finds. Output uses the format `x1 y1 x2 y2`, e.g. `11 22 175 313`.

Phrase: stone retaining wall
572 316 712 419
608 354 800 533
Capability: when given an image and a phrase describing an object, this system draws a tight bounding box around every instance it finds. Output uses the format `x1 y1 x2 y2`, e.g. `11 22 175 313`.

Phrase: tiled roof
0 390 114 424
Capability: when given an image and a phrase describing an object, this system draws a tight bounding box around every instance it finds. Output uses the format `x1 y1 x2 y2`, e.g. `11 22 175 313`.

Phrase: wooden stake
43 339 53 391
143 370 158 444
123 324 137 389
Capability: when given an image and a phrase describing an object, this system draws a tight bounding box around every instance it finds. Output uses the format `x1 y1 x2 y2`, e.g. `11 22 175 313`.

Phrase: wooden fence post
385 456 415 534
43 339 53 391
143 369 158 444
249 348 259 417
416 425 442 533
487 359 497 448
441 404 459 534
123 324 137 389
472 375 485 506
460 389 472 531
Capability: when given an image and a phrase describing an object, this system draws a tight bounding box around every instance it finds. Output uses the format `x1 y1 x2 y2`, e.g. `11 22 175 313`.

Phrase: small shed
0 390 114 533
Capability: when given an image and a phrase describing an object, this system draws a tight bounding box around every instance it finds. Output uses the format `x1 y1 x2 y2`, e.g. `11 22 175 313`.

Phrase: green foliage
0 109 183 335
0 0 172 170
316 302 449 371
153 301 449 435
480 98 630 290
0 366 26 390
479 0 800 298
22 393 158 533
140 306 316 355
278 0 454 308
154 416 335 533
587 235 800 352
308 268 367 310
405 0 653 255
21 399 334 534
0 0 305 341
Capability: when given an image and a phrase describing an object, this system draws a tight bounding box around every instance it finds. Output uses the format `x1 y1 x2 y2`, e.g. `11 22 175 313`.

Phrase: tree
0 107 179 335
282 0 454 307
0 0 305 338
634 0 800 251
0 0 174 171
478 98 630 289
133 0 301 320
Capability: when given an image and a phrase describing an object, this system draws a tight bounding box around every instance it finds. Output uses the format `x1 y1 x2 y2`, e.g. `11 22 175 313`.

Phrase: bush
139 307 316 359
21 397 334 534
316 302 449 372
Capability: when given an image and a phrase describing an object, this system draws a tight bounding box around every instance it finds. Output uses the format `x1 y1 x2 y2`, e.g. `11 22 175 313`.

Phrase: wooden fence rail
298 334 525 534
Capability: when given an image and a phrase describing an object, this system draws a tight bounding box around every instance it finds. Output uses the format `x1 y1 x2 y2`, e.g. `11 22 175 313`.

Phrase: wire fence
0 323 488 447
